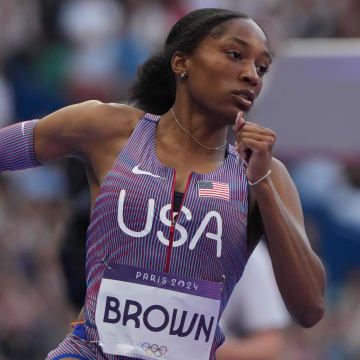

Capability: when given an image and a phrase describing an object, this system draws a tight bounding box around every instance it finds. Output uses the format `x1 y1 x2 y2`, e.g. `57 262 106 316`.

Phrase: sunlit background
0 0 360 359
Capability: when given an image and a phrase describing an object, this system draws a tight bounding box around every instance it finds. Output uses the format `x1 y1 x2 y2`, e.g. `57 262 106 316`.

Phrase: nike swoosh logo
132 165 165 179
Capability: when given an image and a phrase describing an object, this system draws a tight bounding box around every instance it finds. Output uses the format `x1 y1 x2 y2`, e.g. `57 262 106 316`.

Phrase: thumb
232 111 245 132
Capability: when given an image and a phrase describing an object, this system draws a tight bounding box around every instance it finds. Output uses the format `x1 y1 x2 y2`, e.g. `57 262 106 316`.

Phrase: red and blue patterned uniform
47 113 249 360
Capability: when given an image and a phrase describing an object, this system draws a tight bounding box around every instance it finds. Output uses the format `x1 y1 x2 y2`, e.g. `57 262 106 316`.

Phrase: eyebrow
226 36 274 62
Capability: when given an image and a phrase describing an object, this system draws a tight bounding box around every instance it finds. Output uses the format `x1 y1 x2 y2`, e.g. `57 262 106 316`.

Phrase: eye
226 51 243 61
256 64 269 76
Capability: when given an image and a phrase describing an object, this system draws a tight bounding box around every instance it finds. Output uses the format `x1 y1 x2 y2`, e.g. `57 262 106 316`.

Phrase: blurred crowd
1 0 360 127
0 0 360 359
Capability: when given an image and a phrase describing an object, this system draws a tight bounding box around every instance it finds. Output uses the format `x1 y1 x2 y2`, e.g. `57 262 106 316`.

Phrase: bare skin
33 17 325 358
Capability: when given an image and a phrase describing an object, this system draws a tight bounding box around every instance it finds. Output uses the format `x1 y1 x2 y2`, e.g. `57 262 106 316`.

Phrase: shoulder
249 157 289 197
249 157 299 206
64 100 146 154
270 157 290 179
76 101 147 162
74 100 145 139
269 157 299 197
34 100 145 163
248 157 300 237
39 99 145 138
249 156 304 234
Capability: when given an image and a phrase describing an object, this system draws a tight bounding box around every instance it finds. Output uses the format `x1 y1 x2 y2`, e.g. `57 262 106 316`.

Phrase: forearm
0 120 41 172
253 177 325 327
216 331 285 360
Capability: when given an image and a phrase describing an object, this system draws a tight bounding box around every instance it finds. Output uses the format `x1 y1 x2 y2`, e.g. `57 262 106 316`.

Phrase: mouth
231 90 255 110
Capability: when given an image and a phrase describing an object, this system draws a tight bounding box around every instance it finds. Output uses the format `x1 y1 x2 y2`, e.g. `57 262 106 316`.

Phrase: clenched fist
232 111 276 185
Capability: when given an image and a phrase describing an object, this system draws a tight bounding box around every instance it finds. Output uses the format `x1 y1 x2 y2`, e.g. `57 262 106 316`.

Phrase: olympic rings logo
142 342 168 357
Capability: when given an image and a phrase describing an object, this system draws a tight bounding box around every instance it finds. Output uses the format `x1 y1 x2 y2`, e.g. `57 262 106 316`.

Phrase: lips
232 90 255 110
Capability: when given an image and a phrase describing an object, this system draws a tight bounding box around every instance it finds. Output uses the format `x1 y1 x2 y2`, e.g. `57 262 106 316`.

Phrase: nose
241 65 259 87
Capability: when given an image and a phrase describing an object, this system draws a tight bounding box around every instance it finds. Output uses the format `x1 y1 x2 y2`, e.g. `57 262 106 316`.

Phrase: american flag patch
198 181 230 200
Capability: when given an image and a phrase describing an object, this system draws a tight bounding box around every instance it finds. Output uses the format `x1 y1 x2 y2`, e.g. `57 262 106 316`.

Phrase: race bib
95 264 222 360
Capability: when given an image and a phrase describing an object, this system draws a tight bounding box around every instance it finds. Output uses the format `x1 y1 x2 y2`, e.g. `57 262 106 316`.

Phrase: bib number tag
95 264 221 360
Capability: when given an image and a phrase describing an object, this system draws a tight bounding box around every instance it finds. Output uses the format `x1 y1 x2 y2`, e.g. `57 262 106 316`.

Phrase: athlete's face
184 18 272 123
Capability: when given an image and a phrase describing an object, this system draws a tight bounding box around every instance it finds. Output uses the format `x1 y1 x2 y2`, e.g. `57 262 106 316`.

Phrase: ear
171 51 189 78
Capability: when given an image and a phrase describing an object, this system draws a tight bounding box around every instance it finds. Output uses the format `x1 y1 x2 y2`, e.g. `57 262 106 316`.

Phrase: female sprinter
0 8 325 360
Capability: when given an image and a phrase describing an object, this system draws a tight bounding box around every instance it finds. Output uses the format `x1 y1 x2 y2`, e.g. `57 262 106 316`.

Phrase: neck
159 100 229 155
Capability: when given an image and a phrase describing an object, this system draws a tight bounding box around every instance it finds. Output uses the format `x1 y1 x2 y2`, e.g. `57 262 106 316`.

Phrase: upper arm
33 100 139 164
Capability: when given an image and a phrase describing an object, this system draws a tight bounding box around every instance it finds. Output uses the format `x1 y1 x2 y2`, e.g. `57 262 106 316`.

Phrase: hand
232 112 276 184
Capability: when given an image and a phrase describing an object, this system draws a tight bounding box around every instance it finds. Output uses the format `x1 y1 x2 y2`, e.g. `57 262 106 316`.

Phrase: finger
237 138 274 154
241 128 276 138
237 133 276 144
237 124 276 138
233 119 275 131
232 111 245 132
237 143 251 164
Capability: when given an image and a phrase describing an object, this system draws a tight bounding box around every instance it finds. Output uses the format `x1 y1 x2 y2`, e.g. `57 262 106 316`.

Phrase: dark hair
128 8 249 114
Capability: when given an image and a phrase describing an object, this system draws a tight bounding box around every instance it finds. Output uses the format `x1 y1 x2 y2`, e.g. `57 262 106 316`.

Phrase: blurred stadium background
0 0 360 359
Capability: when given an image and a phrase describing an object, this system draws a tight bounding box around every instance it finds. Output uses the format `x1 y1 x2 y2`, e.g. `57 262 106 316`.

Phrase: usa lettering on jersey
117 189 223 257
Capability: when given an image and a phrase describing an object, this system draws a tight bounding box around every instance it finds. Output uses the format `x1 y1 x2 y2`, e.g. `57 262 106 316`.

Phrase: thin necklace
170 108 227 151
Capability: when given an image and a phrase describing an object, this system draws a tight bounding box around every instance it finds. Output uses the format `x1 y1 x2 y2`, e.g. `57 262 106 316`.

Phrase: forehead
203 18 270 55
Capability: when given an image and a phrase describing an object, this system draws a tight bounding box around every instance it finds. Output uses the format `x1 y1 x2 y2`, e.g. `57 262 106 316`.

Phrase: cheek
208 58 235 80
188 75 224 107
189 61 232 98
